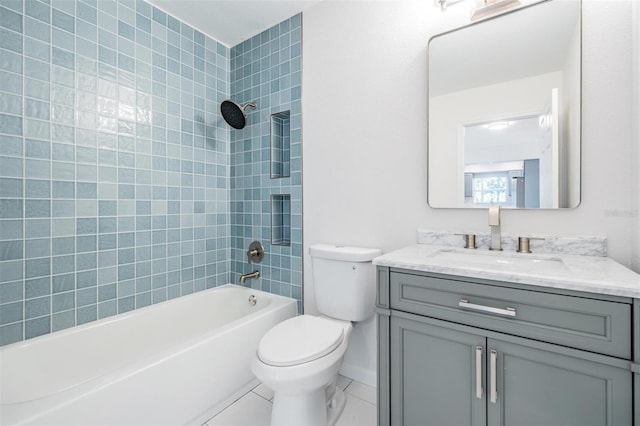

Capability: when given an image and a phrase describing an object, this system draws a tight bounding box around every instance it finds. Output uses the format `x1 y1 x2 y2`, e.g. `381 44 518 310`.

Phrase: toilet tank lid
309 244 382 262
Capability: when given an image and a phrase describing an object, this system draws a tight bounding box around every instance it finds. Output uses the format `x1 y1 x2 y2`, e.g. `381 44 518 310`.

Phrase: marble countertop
373 244 640 298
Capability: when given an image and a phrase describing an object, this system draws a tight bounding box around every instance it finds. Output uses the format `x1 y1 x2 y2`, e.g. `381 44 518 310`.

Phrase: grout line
251 390 273 403
343 381 377 407
343 391 377 408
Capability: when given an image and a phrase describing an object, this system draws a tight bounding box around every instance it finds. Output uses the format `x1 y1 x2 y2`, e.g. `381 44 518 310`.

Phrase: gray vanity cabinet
377 267 636 426
488 337 631 425
390 315 486 425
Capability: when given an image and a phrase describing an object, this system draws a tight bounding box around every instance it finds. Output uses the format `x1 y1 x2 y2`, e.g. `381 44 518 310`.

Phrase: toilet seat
258 315 344 367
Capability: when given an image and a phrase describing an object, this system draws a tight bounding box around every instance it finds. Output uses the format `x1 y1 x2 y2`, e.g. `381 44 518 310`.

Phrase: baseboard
339 362 376 388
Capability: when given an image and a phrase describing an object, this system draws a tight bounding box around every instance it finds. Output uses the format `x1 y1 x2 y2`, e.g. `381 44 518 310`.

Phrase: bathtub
0 284 297 425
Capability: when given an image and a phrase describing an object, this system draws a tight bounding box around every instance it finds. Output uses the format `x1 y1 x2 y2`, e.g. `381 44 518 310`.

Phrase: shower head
220 100 257 129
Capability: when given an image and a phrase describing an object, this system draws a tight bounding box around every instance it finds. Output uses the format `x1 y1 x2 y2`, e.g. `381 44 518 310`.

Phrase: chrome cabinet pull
475 346 483 399
459 299 516 317
490 349 498 404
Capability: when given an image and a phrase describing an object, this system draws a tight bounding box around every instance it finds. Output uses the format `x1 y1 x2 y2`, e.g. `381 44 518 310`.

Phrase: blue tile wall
0 2 303 346
229 15 303 312
270 110 291 178
0 0 233 345
271 194 291 246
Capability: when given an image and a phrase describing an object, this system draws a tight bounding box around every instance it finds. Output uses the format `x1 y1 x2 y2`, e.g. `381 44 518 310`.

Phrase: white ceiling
146 0 323 47
147 0 580 88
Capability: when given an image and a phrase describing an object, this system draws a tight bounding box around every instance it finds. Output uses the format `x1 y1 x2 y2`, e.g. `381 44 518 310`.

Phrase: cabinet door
487 338 632 426
390 316 486 426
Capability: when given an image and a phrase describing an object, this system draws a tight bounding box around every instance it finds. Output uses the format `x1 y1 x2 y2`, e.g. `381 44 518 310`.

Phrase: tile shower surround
229 15 302 313
0 0 303 345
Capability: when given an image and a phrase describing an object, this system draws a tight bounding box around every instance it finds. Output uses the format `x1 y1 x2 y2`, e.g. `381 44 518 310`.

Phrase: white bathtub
0 284 297 425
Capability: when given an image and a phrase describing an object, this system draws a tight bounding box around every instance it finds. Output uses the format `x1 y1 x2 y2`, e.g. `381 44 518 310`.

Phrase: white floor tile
252 382 274 401
206 392 272 426
206 378 376 426
335 394 377 426
345 380 377 405
337 374 353 391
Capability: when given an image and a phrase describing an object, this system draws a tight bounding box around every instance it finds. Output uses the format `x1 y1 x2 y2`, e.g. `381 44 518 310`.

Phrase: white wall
633 0 640 277
302 0 639 386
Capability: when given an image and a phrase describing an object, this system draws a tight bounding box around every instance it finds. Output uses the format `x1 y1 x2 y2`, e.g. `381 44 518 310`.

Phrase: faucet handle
247 241 264 264
517 237 545 254
488 205 501 226
456 233 477 249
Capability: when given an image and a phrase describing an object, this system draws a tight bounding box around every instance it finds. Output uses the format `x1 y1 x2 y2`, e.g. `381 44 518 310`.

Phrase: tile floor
204 376 377 426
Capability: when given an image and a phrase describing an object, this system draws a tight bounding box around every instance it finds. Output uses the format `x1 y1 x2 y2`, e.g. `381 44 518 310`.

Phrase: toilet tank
309 244 382 322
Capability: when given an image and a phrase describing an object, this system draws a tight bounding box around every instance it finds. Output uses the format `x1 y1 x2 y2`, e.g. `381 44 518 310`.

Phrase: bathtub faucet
239 270 260 284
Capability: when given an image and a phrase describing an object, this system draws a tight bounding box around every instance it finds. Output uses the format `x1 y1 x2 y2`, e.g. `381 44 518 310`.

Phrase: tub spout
239 270 260 284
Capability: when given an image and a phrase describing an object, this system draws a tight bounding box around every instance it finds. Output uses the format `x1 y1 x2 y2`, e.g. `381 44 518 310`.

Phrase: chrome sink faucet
488 205 502 251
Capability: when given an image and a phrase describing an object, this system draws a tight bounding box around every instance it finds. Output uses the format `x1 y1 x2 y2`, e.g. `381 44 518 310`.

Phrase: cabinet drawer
390 272 632 359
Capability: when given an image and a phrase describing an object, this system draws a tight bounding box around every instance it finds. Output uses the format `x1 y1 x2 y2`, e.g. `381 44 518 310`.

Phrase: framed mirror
428 0 581 209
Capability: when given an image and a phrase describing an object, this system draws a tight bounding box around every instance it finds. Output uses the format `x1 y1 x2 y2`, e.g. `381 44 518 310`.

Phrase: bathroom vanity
374 239 640 426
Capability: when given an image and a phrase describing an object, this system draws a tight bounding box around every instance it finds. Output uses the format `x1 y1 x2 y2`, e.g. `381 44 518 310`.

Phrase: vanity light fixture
435 0 466 12
471 0 521 20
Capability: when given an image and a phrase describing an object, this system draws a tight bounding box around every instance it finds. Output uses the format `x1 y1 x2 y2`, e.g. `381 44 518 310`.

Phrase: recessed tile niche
270 111 291 179
271 194 291 246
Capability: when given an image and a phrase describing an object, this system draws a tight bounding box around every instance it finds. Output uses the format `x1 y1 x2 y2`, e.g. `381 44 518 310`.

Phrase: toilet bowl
251 315 353 426
251 244 381 426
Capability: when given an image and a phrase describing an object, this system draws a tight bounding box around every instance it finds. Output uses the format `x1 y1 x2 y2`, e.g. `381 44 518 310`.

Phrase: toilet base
327 387 346 426
270 386 347 426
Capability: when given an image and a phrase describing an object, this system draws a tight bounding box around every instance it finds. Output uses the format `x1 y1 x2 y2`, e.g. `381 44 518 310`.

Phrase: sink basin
429 249 567 275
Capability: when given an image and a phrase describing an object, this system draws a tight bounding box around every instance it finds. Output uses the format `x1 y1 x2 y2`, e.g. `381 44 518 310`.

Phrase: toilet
251 244 382 426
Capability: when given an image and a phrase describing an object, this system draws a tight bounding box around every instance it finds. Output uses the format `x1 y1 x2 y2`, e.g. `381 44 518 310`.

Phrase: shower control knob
247 241 265 264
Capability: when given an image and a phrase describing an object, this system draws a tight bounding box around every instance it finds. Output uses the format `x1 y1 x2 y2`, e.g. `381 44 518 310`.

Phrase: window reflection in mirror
428 0 581 209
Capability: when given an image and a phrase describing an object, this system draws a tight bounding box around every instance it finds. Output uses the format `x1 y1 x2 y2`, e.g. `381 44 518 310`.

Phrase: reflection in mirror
464 110 556 208
428 0 581 209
